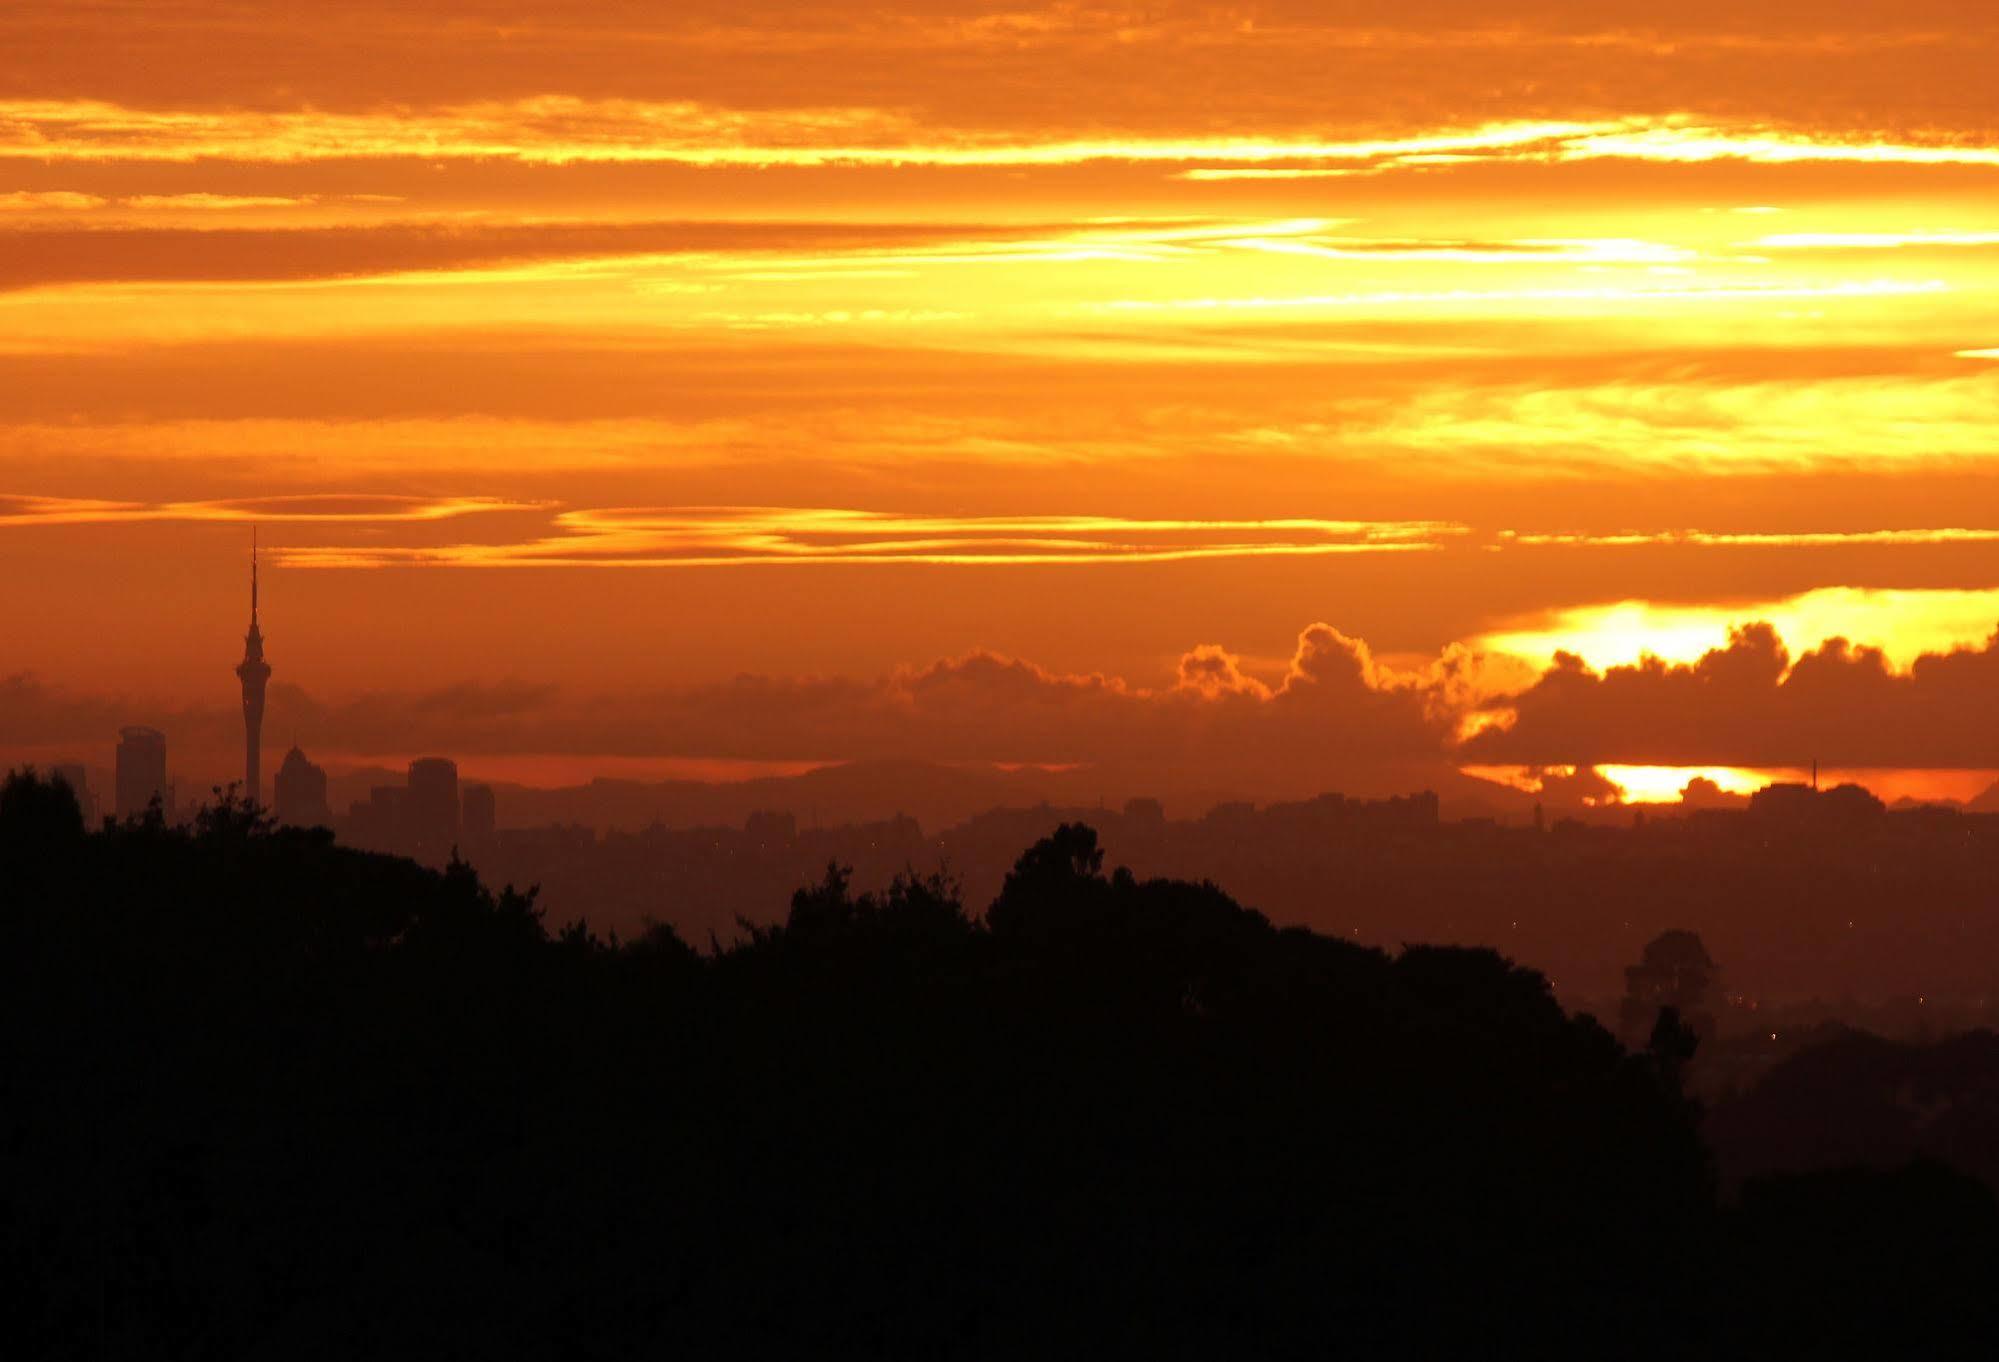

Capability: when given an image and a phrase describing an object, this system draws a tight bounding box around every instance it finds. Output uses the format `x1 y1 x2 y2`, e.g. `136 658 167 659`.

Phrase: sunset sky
4 2 1998 802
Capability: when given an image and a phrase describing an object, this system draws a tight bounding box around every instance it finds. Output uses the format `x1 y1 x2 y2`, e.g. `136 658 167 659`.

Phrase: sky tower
235 532 271 807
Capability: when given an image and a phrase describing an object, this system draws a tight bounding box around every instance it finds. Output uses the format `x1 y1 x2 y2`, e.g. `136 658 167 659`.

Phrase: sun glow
1598 765 1766 802
1460 764 1999 807
1477 590 1999 673
1462 763 1771 803
9 102 1999 176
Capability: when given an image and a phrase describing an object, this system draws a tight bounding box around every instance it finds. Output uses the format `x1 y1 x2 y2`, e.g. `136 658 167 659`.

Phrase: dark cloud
15 619 1999 796
1466 623 1999 768
0 625 1458 797
1677 776 1746 810
1175 644 1270 698
0 673 133 748
1529 765 1626 807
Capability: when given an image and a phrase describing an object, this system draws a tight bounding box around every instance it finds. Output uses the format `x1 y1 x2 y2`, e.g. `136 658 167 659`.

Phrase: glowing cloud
8 101 1999 175
0 190 104 211
0 493 541 527
270 507 1467 569
1754 231 1999 250
1501 529 1999 550
1477 589 1999 673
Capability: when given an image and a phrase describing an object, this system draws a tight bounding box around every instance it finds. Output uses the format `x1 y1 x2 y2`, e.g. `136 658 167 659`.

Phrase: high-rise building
51 762 95 825
273 746 332 828
234 535 271 807
345 784 409 853
115 726 167 820
461 782 496 844
407 757 460 858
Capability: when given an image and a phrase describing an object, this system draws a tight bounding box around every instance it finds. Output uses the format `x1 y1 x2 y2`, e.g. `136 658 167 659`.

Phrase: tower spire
237 527 272 807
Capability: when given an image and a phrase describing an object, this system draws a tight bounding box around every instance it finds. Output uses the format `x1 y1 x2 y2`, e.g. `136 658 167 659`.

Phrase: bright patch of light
1477 588 1999 672
1598 765 1765 801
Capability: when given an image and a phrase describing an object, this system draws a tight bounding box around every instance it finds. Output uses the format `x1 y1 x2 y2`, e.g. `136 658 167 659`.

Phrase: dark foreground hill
2 771 1996 1359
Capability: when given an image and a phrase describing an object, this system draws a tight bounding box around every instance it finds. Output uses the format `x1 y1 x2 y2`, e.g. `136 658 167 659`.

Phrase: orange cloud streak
269 508 1466 569
9 100 1999 173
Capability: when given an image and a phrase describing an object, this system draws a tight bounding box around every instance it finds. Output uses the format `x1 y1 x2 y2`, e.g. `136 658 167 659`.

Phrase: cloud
7 3 1997 165
1464 623 1999 768
0 673 132 749
1094 280 1951 319
7 99 1999 175
266 507 1464 569
1752 231 1999 251
0 190 104 211
15 614 1999 793
1330 370 1999 476
0 217 1180 291
0 216 1711 294
1175 645 1271 699
1677 776 1748 810
1213 234 1695 265
1529 765 1627 806
12 348 1994 483
118 194 317 210
0 623 1462 797
1500 530 1999 550
1477 589 1999 672
0 493 540 527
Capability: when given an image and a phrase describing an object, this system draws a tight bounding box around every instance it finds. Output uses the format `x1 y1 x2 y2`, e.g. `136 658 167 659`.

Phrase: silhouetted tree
0 766 84 857
1621 928 1718 1044
2 813 1991 1359
986 821 1110 943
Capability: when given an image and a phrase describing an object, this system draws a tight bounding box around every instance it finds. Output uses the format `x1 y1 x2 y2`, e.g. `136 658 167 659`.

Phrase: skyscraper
273 746 332 828
461 782 496 844
235 534 271 807
407 757 460 860
115 726 167 820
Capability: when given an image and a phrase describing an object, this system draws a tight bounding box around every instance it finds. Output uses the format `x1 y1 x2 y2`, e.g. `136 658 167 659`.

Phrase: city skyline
13 595 1999 815
15 541 1999 822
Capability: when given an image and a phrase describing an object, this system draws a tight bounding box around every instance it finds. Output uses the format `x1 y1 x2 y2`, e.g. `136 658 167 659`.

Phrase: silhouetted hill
1709 1029 1999 1190
326 757 1536 836
7 769 1999 1358
461 789 1999 1004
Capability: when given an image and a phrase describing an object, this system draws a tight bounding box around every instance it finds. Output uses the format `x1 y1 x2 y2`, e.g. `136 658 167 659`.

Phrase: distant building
273 746 332 828
407 757 460 858
346 784 408 852
462 783 496 844
51 762 96 825
744 808 795 846
1748 782 1815 820
115 726 167 820
1123 797 1166 827
1203 800 1257 828
1747 780 1885 829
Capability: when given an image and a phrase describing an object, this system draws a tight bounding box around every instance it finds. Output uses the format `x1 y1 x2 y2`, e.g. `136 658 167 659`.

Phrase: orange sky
4 3 1998 798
